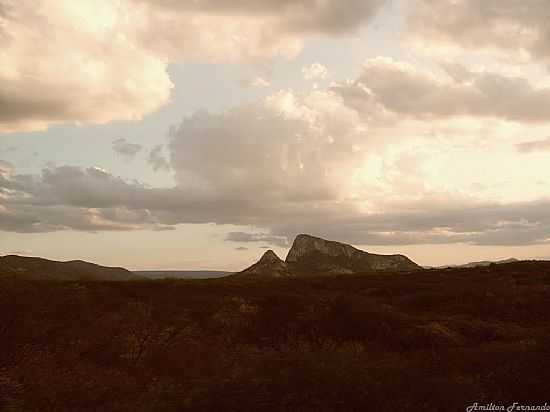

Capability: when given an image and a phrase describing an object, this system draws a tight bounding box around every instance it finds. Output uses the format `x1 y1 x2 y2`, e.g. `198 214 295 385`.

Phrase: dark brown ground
1 261 550 411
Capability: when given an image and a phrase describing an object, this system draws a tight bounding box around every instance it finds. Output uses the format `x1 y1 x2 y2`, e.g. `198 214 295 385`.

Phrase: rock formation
237 234 421 277
238 250 291 277
286 234 421 275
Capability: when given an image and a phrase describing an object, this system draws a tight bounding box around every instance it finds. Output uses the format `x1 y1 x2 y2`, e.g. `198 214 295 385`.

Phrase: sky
1 0 550 270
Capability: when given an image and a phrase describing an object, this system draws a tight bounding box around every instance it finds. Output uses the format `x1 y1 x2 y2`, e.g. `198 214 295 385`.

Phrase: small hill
237 234 421 277
0 255 141 281
436 258 519 269
238 250 291 278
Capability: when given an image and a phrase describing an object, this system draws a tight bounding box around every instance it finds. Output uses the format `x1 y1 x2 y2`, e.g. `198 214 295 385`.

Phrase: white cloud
0 0 173 133
302 63 328 80
249 77 271 88
0 0 386 133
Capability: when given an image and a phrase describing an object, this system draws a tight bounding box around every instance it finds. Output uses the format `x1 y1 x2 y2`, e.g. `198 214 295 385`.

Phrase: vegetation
1 261 550 411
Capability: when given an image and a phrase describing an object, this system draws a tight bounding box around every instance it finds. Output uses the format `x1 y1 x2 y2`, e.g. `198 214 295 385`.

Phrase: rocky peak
259 249 283 264
286 234 359 263
285 234 421 274
237 234 421 278
238 250 291 278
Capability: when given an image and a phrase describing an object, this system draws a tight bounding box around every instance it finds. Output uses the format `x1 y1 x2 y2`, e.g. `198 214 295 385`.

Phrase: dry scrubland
1 261 550 411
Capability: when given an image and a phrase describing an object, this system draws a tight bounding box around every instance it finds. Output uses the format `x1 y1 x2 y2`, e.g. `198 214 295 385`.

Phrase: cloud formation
0 0 386 133
335 57 550 123
2 161 549 247
148 145 171 172
302 63 328 80
3 0 550 259
0 0 173 133
2 83 550 247
112 138 143 160
408 0 550 62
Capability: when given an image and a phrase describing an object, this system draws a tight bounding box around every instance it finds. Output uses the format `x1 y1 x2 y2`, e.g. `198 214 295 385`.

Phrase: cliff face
238 234 421 277
286 234 421 275
286 234 358 263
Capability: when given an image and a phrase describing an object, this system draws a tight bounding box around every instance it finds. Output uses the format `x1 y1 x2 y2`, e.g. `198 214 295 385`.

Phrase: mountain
0 255 141 281
435 258 519 269
237 234 421 277
287 234 421 274
135 270 231 280
239 250 291 278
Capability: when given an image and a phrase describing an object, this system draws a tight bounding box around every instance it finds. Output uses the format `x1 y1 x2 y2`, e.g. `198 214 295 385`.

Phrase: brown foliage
1 261 550 411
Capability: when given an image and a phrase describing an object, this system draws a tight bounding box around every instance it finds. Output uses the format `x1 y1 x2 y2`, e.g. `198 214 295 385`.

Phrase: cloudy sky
1 0 550 270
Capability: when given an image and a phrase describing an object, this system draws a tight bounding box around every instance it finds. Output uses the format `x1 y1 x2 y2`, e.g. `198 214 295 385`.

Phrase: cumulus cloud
335 57 550 123
0 0 386 133
2 83 550 247
0 0 173 133
516 137 550 153
167 90 368 214
408 0 550 62
4 0 550 252
2 88 369 237
302 63 328 80
112 138 143 160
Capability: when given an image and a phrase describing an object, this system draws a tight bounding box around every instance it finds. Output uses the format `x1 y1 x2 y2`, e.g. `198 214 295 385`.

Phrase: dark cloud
335 58 550 123
148 145 171 171
266 200 550 246
1 163 549 246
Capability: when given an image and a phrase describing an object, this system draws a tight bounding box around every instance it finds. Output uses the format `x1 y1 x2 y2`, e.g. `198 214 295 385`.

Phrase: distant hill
135 270 231 280
0 255 141 281
238 234 421 278
434 258 519 269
